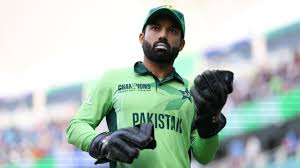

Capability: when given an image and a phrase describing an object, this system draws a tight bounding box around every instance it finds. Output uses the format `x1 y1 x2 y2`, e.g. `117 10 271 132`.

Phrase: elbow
65 122 74 144
192 134 220 165
193 141 219 165
197 155 214 165
199 161 210 165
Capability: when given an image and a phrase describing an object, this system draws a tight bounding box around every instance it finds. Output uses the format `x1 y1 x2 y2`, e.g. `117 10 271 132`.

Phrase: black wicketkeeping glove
88 123 156 164
190 70 234 138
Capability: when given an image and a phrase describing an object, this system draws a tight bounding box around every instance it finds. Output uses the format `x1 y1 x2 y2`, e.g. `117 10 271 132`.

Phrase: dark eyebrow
170 26 180 30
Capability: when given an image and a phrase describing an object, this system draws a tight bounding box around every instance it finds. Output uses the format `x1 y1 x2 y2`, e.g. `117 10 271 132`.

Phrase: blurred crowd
230 50 300 106
0 118 108 167
195 126 300 168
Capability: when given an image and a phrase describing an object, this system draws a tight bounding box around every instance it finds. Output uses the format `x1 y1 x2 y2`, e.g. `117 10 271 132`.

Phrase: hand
190 70 233 138
89 123 156 164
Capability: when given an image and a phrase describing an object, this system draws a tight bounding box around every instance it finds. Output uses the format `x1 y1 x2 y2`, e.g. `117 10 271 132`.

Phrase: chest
111 81 195 131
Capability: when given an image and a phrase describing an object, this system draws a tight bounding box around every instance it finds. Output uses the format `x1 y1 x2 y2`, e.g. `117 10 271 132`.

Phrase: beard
142 39 180 64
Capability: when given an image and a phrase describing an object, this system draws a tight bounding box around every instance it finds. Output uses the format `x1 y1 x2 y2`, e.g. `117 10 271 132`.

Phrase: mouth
154 42 169 51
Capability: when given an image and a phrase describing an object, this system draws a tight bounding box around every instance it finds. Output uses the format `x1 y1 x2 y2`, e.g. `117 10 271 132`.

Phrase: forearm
190 70 233 164
66 77 113 152
191 134 219 165
66 118 98 151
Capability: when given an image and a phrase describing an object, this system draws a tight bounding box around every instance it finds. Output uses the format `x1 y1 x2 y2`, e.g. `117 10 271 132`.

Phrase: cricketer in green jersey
66 5 234 168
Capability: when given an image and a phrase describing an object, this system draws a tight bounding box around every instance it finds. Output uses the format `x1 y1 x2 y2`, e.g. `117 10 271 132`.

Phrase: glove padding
191 70 233 138
89 123 156 164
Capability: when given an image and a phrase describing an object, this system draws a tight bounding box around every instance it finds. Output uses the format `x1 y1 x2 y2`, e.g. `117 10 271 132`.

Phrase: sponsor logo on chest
118 83 151 92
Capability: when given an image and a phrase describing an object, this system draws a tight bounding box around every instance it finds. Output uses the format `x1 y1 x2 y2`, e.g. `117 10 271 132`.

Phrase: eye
150 25 160 31
169 28 179 34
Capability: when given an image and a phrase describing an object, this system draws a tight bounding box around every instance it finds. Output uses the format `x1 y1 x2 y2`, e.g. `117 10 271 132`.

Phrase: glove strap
88 132 111 164
195 113 226 139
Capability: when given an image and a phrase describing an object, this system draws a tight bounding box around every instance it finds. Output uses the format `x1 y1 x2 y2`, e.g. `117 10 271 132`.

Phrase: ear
139 32 145 45
179 39 185 51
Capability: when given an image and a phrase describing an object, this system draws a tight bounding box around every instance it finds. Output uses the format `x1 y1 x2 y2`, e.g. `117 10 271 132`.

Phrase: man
66 5 233 168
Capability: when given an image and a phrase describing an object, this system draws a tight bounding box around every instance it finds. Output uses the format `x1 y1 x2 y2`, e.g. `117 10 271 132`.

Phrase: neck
143 56 173 79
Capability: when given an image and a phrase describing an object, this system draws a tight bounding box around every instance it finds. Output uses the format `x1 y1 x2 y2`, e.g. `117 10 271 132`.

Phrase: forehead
147 14 180 28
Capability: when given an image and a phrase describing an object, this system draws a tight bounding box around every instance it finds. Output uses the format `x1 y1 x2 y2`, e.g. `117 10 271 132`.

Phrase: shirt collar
134 61 184 84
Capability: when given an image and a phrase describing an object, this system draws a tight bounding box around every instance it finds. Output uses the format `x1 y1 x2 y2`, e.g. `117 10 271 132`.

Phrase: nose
158 28 168 40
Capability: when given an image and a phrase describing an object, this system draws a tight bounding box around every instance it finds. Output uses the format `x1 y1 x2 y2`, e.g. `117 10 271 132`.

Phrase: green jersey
66 62 220 168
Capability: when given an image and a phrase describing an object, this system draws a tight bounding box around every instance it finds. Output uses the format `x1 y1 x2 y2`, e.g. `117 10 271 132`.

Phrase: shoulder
180 77 193 89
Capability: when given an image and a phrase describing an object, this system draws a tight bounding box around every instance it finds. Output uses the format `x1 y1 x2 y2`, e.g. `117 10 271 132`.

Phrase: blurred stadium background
1 0 300 167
